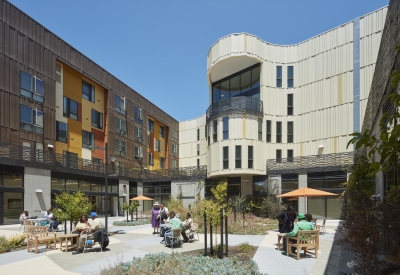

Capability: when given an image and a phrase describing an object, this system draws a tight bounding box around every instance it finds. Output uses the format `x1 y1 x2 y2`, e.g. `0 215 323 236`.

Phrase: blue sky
10 0 389 122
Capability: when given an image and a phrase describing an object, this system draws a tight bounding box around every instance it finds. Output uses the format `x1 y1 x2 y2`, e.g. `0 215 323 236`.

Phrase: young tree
260 178 285 218
121 200 140 221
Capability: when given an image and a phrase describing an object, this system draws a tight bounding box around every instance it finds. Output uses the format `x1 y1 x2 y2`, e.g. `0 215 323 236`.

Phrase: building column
119 180 129 217
24 167 51 213
298 174 307 214
137 181 143 212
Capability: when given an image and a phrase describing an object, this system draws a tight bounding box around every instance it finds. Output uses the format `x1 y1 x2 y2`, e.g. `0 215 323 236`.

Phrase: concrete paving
0 218 355 275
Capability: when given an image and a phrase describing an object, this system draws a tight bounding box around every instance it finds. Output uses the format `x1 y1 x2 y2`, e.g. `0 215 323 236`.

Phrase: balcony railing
206 96 263 124
266 152 355 174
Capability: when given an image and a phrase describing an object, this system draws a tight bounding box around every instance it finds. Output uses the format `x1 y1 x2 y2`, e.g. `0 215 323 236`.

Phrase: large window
276 149 282 163
148 119 154 132
134 126 143 143
115 139 126 157
235 145 241 169
258 118 262 141
134 146 143 159
160 126 165 138
287 66 294 88
248 146 253 168
155 139 161 152
91 109 103 129
276 66 282 87
20 105 43 134
115 117 127 136
287 121 294 143
20 71 44 103
82 130 94 149
276 121 282 143
82 80 95 102
115 94 126 115
223 116 229 140
134 106 143 124
287 94 293 115
63 97 78 120
223 146 229 169
56 121 68 143
212 64 261 103
148 153 154 166
266 120 272 142
213 120 217 142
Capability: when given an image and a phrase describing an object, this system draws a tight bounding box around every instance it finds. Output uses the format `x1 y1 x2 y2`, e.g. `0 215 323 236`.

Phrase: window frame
258 118 262 141
223 146 229 169
287 149 294 162
82 80 95 102
287 66 294 88
115 116 127 136
276 149 282 163
56 121 68 143
276 66 282 88
134 126 143 143
63 97 78 120
148 153 154 166
172 144 177 155
248 146 253 168
160 126 165 138
266 120 272 142
276 121 282 143
197 144 200 156
134 146 143 159
91 109 103 130
148 119 154 132
155 138 161 152
223 116 229 140
213 120 217 142
115 94 126 115
287 94 293 116
235 145 242 169
20 105 44 134
115 139 127 157
160 157 165 169
134 106 143 124
82 130 95 149
287 121 294 143
20 71 44 103
197 128 200 141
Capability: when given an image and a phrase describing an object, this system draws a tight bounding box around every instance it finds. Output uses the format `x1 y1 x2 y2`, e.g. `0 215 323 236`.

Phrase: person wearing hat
281 213 315 255
73 212 103 255
276 206 297 233
151 202 161 234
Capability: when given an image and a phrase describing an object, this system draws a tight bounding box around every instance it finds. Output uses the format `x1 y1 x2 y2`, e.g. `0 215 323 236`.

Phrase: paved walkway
0 219 355 275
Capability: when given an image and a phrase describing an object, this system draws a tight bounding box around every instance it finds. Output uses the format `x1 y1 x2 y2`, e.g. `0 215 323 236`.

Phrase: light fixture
35 189 43 193
109 157 117 163
122 194 127 197
318 145 324 149
47 144 54 149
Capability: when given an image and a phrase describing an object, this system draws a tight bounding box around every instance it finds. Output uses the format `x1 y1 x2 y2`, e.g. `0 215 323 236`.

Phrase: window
155 139 161 152
160 157 165 169
63 151 78 169
82 80 94 102
276 149 282 163
172 144 177 155
172 159 177 169
115 94 126 115
134 106 143 124
276 121 282 143
287 121 294 143
197 128 200 141
115 117 127 136
115 139 126 157
63 97 78 120
208 124 211 145
213 120 217 142
92 157 102 165
20 105 43 134
148 153 154 166
172 129 178 141
91 109 103 129
197 144 200 156
287 94 293 115
287 66 294 88
223 146 229 169
266 120 272 142
135 146 143 159
56 121 68 143
205 125 207 138
248 146 253 168
148 119 154 132
134 126 143 142
82 130 94 149
20 71 44 102
197 159 200 168
223 116 229 140
276 66 282 87
160 126 165 138
288 149 294 162
235 145 241 169
258 118 262 141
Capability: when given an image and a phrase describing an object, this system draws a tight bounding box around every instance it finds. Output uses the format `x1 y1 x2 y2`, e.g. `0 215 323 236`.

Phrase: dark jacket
93 227 109 249
276 211 297 233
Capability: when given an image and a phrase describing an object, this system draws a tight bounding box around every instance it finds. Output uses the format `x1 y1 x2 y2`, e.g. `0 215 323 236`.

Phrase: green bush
98 252 266 275
7 233 26 249
112 220 151 226
0 236 11 254
238 242 253 252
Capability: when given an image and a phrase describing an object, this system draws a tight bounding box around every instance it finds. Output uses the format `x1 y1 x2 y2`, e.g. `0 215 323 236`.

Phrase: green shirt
169 217 183 229
286 220 315 237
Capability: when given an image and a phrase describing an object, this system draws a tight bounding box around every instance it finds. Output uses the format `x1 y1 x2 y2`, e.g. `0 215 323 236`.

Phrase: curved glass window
212 64 260 103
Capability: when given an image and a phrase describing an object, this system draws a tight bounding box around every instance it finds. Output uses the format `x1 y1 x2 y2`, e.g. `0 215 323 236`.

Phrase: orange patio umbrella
130 195 153 221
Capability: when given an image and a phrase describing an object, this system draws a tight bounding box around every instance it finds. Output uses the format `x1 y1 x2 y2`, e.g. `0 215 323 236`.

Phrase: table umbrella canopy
130 195 154 201
276 187 338 198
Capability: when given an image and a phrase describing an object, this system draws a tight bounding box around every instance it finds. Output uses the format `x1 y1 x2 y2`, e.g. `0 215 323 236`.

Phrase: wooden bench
286 230 319 260
26 226 57 254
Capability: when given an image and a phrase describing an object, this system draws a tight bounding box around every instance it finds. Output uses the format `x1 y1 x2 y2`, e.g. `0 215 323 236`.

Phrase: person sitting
181 213 193 243
72 215 91 234
35 208 53 227
164 211 182 247
305 213 314 227
19 210 31 230
72 212 103 255
282 214 315 255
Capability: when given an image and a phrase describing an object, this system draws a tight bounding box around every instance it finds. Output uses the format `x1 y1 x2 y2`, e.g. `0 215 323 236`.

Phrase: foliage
112 220 151 226
121 201 140 221
0 236 11 254
7 233 26 249
259 179 286 218
229 195 257 213
238 242 254 252
97 252 267 275
167 195 189 221
52 191 93 227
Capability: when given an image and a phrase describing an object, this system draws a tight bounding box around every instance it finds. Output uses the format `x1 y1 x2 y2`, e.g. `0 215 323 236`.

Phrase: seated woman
71 215 90 238
181 213 193 243
19 210 31 225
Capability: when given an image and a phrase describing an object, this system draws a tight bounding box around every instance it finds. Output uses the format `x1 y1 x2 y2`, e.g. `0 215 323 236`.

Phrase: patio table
28 218 47 226
59 233 79 252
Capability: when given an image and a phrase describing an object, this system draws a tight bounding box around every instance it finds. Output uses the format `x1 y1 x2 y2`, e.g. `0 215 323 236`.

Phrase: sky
9 0 389 122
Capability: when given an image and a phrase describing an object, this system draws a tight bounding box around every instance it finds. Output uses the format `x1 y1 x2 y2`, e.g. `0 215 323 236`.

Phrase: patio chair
189 223 200 241
19 220 32 232
316 219 326 232
287 230 319 260
165 228 182 250
26 226 57 254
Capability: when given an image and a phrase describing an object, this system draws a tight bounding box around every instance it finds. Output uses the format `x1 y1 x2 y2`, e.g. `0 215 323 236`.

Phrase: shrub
0 236 11 254
238 242 253 252
112 220 151 226
7 233 26 248
98 252 267 275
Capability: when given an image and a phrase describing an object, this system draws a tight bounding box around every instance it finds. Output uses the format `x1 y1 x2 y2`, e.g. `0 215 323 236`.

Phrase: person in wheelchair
163 211 182 247
72 212 103 255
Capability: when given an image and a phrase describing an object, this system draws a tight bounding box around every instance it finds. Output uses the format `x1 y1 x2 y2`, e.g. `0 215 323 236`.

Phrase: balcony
206 96 263 124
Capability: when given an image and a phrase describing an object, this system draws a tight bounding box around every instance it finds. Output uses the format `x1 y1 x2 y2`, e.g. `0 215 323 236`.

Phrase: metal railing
266 151 355 174
0 141 207 182
206 96 263 124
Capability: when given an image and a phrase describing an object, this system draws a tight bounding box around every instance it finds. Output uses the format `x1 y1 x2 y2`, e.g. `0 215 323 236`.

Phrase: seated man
35 208 53 227
181 212 193 243
73 212 103 255
281 213 315 255
164 211 182 247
